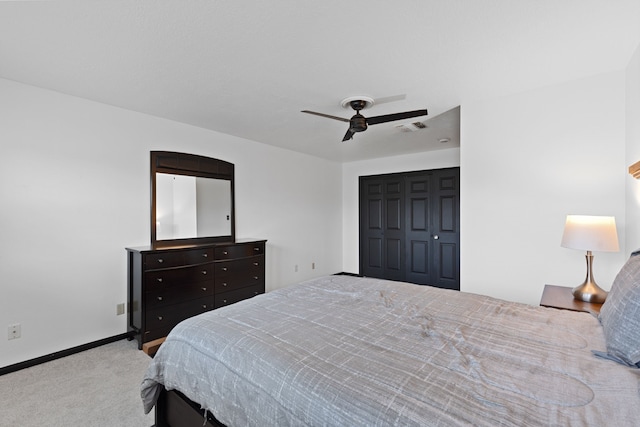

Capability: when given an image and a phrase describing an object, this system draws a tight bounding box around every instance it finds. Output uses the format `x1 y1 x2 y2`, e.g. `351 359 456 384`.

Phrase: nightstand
540 284 603 314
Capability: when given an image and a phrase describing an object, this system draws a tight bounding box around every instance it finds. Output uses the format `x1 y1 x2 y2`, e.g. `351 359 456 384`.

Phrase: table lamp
560 215 619 303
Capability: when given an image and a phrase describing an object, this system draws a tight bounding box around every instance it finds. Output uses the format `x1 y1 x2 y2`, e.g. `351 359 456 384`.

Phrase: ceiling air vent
395 122 428 132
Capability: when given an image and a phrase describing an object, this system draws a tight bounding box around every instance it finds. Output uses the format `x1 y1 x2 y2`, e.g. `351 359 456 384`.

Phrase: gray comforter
141 275 640 426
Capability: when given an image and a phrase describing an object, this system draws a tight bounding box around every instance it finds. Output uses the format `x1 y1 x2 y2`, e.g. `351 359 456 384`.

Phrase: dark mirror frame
150 151 235 249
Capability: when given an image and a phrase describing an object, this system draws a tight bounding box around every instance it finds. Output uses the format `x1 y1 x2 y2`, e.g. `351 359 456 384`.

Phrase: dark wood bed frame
154 387 226 427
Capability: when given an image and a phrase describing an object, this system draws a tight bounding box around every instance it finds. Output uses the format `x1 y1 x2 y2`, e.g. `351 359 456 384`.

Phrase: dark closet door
359 168 460 291
359 175 406 282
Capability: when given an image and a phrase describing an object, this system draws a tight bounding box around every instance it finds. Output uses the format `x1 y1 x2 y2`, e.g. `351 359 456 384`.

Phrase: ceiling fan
301 96 428 142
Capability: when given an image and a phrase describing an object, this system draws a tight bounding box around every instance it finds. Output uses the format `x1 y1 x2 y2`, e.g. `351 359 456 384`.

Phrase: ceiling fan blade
342 129 355 142
301 110 349 123
366 109 428 125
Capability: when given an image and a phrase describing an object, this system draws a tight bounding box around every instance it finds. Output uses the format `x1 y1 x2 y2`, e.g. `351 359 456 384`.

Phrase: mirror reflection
155 173 232 240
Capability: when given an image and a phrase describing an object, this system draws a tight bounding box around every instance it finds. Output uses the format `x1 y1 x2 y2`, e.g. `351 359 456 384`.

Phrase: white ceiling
1 1 639 163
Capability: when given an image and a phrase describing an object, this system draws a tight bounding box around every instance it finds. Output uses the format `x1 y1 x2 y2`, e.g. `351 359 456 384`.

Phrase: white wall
461 71 628 305
341 148 461 273
0 78 342 368
626 43 640 253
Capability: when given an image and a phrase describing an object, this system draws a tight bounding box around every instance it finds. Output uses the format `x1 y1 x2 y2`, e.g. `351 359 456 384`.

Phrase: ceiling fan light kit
302 96 428 142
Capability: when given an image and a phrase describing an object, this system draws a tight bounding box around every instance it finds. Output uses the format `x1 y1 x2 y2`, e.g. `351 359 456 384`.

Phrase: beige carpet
0 339 155 427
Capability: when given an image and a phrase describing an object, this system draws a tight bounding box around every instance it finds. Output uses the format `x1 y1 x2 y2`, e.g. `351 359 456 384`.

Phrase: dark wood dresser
126 239 266 349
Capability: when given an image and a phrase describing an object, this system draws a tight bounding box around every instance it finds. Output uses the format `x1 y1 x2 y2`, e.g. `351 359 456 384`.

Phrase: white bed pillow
598 250 640 367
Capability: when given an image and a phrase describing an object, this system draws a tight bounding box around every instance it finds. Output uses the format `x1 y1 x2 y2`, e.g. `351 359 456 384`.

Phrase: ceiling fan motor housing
350 114 368 132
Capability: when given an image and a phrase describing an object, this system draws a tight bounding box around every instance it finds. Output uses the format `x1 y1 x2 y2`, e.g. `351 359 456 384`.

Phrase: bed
141 253 640 426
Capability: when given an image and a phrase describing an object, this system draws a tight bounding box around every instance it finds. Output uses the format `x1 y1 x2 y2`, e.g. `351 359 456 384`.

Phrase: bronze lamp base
572 251 608 303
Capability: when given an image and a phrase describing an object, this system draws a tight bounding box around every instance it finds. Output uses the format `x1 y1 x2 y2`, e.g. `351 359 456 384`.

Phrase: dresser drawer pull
223 251 228 255
222 267 228 272
158 316 163 321
254 291 259 295
157 259 164 263
157 296 163 301
222 283 228 287
222 299 227 304
202 304 208 309
253 262 259 266
202 270 208 275
157 278 163 283
254 247 260 251
201 287 207 291
202 253 208 258
253 276 259 280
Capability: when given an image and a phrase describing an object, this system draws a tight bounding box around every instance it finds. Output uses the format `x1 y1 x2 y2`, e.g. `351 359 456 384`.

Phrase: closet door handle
433 235 439 240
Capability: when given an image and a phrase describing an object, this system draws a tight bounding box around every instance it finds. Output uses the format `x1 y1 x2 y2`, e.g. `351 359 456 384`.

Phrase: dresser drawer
214 262 264 294
146 281 214 309
146 297 214 334
144 264 214 291
215 284 264 308
215 242 264 260
215 255 263 277
144 248 214 270
215 274 264 294
183 248 214 264
143 325 174 344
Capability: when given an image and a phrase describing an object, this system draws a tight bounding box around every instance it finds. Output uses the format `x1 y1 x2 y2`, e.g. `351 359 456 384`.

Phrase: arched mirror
151 151 235 248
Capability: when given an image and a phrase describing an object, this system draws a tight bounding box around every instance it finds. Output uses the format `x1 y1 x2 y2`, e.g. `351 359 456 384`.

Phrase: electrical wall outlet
312 262 315 270
116 303 125 316
8 323 21 340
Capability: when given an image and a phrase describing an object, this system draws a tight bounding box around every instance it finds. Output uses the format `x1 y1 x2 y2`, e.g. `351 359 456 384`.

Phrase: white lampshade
560 215 619 252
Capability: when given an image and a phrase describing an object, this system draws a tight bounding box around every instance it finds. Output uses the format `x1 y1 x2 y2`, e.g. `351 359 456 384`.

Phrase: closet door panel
405 174 433 285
